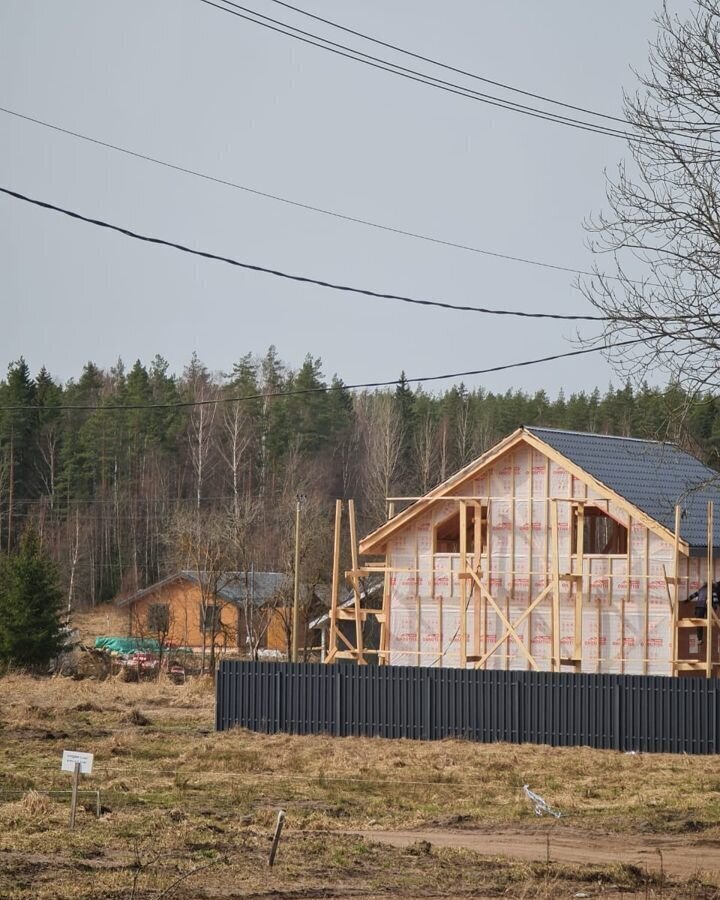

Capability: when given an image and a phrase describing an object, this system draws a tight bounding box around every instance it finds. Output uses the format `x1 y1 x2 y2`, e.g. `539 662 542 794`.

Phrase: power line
198 0 639 143
0 345 645 415
0 184 607 321
263 0 630 126
0 104 631 283
200 0 713 153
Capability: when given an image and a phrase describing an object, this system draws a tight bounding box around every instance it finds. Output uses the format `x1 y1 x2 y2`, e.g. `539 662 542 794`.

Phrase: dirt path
358 827 720 878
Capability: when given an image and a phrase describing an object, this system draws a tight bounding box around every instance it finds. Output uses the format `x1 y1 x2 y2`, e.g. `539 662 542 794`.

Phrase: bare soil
360 825 720 878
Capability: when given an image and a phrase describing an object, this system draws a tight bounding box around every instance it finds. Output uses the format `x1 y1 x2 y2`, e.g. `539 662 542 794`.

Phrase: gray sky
0 0 693 395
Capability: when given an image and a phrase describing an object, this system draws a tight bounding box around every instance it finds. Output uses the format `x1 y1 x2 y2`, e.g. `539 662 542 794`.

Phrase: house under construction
327 427 720 677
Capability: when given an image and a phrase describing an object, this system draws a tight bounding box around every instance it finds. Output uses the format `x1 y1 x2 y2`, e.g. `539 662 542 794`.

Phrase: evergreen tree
0 528 65 670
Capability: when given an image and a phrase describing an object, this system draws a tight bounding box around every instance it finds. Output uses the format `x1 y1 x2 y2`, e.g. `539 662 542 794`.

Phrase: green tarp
93 637 194 655
94 637 160 653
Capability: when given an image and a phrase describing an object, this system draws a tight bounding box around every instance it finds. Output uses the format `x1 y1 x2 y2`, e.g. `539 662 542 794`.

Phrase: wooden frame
331 432 717 677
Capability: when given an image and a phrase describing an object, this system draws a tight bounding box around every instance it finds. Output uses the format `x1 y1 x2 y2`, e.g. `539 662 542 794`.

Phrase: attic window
434 505 487 554
572 505 628 555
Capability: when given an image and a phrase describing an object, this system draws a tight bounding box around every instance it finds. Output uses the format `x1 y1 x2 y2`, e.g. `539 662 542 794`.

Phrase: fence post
613 681 621 751
335 668 342 737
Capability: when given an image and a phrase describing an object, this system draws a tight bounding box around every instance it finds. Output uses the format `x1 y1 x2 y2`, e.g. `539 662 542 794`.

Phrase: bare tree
219 401 253 527
356 393 405 524
414 410 438 494
582 1 720 407
167 509 233 674
183 357 218 511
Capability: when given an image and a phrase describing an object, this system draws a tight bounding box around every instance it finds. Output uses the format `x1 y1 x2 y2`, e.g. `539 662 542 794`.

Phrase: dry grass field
1 673 720 899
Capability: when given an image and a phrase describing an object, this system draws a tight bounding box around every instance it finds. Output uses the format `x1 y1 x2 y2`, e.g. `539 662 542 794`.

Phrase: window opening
147 603 169 633
572 505 628 555
434 504 487 554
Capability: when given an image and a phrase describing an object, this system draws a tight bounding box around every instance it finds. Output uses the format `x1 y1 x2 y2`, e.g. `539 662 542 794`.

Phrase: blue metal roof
526 427 720 553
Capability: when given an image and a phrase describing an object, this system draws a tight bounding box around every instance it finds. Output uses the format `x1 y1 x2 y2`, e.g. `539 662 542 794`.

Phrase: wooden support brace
474 583 552 669
467 570 539 671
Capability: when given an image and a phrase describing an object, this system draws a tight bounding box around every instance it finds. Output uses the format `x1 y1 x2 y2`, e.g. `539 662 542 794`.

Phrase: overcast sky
0 0 693 396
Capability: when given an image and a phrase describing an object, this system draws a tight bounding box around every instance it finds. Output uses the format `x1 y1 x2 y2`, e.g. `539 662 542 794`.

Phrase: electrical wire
265 0 720 147
0 339 644 413
263 0 631 126
0 104 636 284
200 0 713 153
198 0 639 143
0 184 607 321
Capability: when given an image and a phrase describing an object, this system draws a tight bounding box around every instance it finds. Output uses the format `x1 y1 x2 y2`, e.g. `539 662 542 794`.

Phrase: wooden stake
69 762 80 830
326 500 343 665
268 809 286 867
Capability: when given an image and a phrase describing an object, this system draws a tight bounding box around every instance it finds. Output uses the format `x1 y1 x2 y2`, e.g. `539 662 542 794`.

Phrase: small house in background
117 570 325 658
328 426 720 676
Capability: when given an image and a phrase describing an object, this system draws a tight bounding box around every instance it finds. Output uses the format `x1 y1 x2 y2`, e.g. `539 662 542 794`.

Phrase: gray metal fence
216 661 720 754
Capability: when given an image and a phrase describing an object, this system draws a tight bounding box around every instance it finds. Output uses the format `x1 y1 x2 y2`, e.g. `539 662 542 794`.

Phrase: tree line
1 349 719 610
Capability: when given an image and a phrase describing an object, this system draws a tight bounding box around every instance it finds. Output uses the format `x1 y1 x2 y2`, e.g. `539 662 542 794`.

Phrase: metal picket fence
215 660 720 754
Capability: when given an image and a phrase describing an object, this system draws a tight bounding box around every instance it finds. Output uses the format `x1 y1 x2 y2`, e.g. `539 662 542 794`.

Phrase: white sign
61 750 94 775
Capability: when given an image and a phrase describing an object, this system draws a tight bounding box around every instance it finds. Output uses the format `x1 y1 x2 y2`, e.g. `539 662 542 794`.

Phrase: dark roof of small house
526 426 720 553
117 570 289 608
308 579 383 630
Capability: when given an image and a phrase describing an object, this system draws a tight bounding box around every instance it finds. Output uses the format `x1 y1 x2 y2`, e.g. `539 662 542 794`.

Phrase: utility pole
291 494 305 663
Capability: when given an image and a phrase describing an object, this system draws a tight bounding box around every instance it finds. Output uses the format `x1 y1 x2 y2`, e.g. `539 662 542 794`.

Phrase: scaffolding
326 488 718 677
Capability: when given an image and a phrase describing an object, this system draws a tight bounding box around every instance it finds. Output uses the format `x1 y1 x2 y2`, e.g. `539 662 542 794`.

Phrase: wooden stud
459 500 468 668
482 499 491 668
437 594 443 668
620 516 631 674
348 499 366 665
379 565 391 666
550 500 561 672
643 526 650 675
707 502 714 678
672 505 681 676
508 454 516 670
574 503 585 664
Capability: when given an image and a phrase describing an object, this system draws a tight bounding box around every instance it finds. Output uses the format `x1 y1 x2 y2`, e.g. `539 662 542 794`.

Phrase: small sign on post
61 751 93 830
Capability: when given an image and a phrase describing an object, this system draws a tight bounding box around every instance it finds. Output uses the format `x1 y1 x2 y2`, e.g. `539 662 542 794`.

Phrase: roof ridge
525 425 675 447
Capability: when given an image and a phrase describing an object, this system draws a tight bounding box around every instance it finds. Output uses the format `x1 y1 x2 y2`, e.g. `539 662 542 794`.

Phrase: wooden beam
707 501 714 679
348 499 366 665
459 500 468 668
326 499 343 665
550 500 561 672
574 503 585 663
474 584 552 670
467 570 539 671
672 505 681 676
